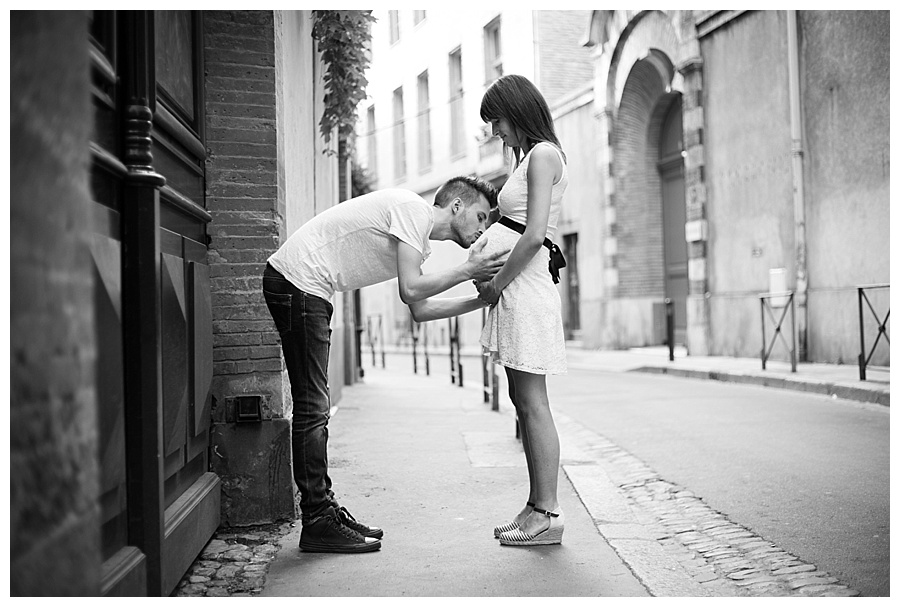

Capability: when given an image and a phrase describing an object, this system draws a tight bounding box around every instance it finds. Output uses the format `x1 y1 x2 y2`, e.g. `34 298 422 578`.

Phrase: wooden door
658 97 688 345
89 11 146 595
563 233 580 339
89 10 218 596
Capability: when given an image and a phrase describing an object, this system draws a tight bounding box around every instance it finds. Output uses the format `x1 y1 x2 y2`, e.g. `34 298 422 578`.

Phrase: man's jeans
263 263 338 522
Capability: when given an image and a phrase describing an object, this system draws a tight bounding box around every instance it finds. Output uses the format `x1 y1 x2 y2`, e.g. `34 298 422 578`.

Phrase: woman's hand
474 279 502 306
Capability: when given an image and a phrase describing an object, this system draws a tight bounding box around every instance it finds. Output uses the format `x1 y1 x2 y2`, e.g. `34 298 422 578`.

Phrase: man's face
451 195 491 248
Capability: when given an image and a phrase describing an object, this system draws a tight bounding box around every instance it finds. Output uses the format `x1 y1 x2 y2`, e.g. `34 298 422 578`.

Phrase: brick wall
204 11 284 416
535 11 595 105
10 10 101 595
204 11 297 525
614 59 666 299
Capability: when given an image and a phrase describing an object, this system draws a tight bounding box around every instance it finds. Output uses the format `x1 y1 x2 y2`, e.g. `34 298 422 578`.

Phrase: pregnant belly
476 222 518 262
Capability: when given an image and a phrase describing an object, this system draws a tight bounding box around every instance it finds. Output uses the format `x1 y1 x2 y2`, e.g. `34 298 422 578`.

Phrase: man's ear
451 197 462 214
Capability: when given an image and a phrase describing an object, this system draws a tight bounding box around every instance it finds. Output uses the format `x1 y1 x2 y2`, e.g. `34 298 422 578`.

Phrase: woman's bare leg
507 367 560 536
506 368 535 524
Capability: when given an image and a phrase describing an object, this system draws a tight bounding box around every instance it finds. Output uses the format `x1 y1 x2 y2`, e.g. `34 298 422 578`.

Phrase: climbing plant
311 10 376 155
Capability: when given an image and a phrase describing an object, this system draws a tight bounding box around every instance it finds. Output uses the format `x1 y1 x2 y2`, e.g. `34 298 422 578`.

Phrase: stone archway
613 50 684 339
588 9 708 352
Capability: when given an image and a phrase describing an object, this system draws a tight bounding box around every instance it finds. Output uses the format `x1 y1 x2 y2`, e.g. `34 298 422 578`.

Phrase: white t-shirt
267 189 434 300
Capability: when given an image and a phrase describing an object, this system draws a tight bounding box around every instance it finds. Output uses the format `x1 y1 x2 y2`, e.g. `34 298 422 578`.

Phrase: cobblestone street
555 409 863 597
173 522 294 597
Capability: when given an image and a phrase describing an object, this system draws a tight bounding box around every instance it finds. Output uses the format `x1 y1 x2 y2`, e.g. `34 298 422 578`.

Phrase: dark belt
497 216 567 284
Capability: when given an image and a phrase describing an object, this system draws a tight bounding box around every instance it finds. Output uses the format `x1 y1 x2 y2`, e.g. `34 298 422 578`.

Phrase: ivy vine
311 10 376 154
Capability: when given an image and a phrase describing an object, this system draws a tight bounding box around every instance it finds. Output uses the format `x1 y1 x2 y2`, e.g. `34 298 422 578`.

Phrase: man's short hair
434 175 498 210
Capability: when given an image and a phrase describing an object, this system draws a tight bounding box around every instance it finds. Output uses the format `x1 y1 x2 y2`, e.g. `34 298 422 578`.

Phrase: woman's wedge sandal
493 502 535 538
498 507 564 546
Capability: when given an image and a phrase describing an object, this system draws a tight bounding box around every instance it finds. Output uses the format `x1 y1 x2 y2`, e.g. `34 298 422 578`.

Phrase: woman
475 74 568 546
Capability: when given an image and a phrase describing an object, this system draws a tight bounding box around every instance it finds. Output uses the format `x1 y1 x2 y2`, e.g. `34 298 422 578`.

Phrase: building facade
10 10 356 596
569 9 889 364
355 9 594 352
357 10 890 369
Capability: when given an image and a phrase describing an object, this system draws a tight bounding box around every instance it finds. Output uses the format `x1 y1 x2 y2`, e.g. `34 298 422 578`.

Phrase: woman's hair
480 74 565 166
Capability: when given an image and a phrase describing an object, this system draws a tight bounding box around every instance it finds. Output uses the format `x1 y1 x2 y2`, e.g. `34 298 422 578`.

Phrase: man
263 176 505 553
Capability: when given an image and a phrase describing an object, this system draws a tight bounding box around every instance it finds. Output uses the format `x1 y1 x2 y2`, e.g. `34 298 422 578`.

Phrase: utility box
769 268 789 308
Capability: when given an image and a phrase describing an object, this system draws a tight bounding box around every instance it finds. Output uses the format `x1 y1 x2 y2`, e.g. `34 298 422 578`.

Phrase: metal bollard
664 298 674 362
449 317 462 386
423 323 430 376
449 318 456 384
491 361 499 412
481 309 490 403
411 319 418 374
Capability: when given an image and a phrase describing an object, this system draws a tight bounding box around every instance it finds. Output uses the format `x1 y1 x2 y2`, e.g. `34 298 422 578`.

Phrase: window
413 10 426 25
392 87 406 181
417 71 432 173
448 48 465 157
366 106 377 181
389 10 400 44
484 17 502 83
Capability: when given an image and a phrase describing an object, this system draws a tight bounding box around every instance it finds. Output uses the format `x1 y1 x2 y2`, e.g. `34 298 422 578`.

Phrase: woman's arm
478 144 561 304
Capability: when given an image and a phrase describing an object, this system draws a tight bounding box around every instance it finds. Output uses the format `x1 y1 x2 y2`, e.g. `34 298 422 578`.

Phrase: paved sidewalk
566 346 890 406
402 344 889 406
260 368 650 597
178 346 888 596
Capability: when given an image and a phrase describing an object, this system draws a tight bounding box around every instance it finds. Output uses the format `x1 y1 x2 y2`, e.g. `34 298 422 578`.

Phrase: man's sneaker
299 507 381 553
337 506 384 539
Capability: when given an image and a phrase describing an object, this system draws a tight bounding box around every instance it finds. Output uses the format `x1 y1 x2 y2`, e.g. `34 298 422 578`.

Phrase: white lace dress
479 142 568 375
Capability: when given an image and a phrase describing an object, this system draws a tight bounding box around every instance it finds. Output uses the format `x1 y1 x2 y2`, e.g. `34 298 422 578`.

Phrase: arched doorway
657 96 687 344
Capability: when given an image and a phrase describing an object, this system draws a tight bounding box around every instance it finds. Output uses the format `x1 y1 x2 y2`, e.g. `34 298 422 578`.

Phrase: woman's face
489 117 523 148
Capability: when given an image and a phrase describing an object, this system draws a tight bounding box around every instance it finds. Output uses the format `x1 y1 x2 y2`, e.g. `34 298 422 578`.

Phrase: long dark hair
480 74 565 167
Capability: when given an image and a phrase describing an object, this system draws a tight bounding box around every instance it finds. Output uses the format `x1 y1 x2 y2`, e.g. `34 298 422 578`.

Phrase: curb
630 366 889 407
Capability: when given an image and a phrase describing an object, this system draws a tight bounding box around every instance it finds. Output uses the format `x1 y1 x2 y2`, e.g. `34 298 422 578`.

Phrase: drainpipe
787 10 808 361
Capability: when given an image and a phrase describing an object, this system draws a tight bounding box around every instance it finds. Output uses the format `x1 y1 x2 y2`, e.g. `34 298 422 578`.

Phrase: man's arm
396 239 505 304
408 294 487 323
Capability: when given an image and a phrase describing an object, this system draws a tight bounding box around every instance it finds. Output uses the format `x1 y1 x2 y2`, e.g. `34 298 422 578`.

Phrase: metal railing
857 283 890 381
759 291 796 372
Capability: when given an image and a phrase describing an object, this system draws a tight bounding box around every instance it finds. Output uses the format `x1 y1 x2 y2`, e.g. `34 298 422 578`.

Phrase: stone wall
800 10 890 364
10 10 101 596
702 10 796 359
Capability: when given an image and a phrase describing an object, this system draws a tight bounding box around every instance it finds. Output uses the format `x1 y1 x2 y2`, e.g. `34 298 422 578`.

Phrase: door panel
91 230 129 560
659 96 688 344
152 11 218 596
90 10 218 596
161 251 189 460
662 169 688 341
191 262 213 437
90 10 146 594
563 233 580 339
155 10 197 122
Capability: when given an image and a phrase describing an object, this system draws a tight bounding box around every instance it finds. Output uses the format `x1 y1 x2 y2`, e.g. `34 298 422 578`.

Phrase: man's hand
466 239 508 283
474 279 502 306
